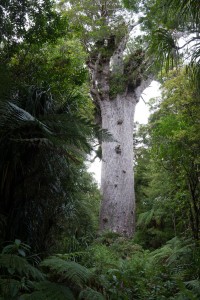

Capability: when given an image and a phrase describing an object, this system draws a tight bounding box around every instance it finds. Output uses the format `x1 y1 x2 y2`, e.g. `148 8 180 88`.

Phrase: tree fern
0 91 99 251
149 28 179 72
137 207 168 229
0 102 51 135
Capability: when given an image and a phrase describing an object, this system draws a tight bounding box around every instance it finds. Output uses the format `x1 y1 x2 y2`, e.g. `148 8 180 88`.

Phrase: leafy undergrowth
82 233 200 300
0 236 200 299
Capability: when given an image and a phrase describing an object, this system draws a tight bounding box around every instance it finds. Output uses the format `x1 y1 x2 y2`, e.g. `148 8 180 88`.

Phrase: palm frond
0 101 52 135
188 61 200 95
168 0 200 28
149 28 179 72
94 127 115 143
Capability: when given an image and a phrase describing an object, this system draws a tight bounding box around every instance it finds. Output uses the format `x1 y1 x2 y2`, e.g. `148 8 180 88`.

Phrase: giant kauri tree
65 0 153 237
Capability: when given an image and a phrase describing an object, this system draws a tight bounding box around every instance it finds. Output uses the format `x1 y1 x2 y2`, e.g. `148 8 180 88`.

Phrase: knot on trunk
115 145 121 154
117 119 123 125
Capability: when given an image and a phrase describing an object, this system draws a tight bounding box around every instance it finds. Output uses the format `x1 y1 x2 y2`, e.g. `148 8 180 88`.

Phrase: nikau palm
142 0 200 92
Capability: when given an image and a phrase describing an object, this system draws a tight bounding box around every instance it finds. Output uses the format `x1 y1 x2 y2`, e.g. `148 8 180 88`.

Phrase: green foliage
0 241 44 299
63 0 127 45
134 68 200 248
0 241 105 300
123 0 140 11
0 0 67 54
79 287 105 300
37 254 105 300
41 256 91 286
109 74 127 99
0 0 103 253
1 2 200 300
149 69 200 239
0 86 101 251
148 28 179 72
109 48 148 98
80 235 200 300
21 282 75 300
140 0 200 91
134 142 176 247
0 254 43 281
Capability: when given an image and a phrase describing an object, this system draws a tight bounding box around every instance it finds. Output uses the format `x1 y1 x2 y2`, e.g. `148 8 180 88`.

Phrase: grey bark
67 0 153 237
86 22 152 237
99 93 136 236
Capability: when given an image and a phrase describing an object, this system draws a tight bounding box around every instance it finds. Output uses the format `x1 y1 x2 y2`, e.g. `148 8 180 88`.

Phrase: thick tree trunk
84 18 152 237
67 0 153 237
99 93 137 237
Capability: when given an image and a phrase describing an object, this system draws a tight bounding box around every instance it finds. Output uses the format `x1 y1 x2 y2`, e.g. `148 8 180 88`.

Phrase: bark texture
100 93 136 236
88 42 152 236
83 9 152 236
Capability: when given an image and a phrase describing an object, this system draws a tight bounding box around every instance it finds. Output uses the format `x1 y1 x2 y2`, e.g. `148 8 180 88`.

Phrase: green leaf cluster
134 68 200 248
0 241 104 300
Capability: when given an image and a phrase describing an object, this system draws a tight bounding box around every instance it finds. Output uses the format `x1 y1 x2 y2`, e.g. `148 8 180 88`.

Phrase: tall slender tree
64 0 152 236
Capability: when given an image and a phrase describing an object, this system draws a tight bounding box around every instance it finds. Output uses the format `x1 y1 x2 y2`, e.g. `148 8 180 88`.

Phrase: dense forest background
0 0 199 299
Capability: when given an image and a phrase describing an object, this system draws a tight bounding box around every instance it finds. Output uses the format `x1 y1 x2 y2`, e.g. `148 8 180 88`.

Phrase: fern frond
0 278 21 298
0 254 44 280
137 209 155 228
79 287 105 300
21 281 75 300
94 127 115 143
176 279 199 300
165 237 193 265
56 252 86 261
20 291 45 300
150 237 193 266
40 257 91 286
185 280 200 296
